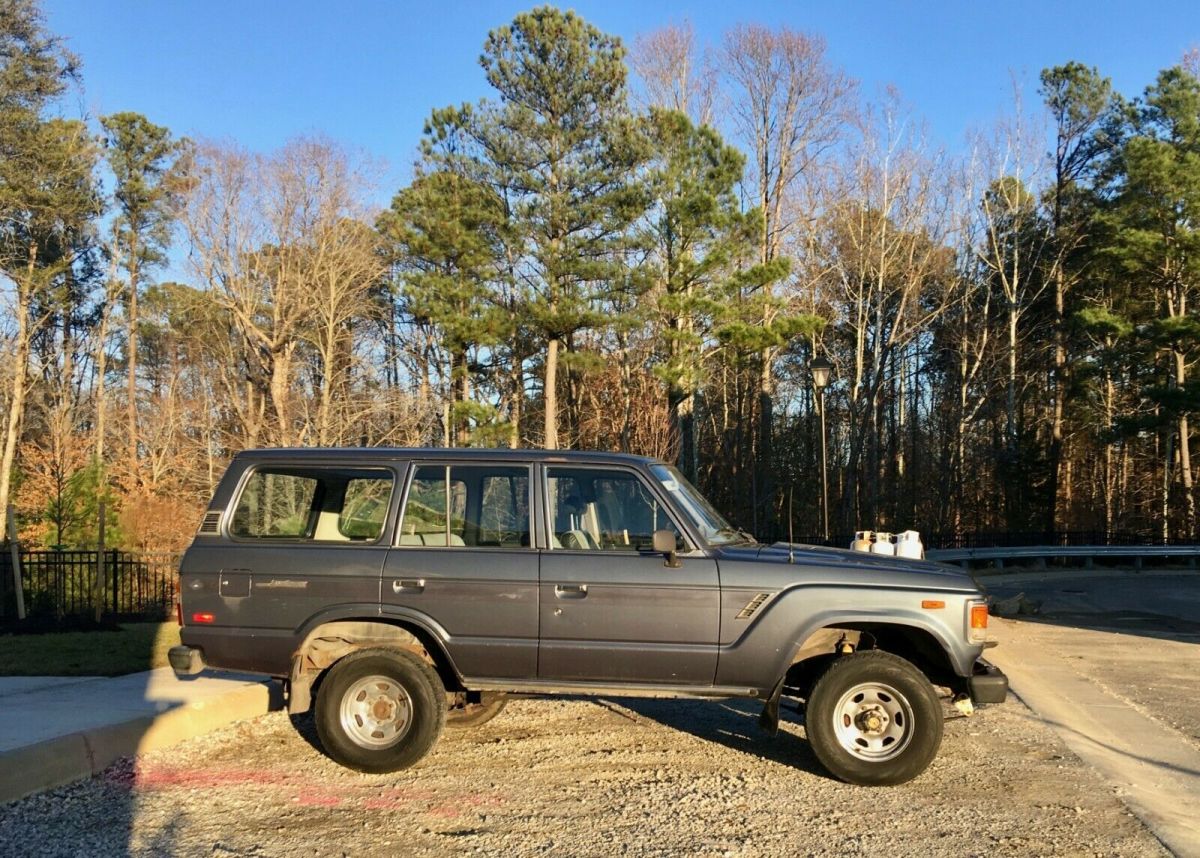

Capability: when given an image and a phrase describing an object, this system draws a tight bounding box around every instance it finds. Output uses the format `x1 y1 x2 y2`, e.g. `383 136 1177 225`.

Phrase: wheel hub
370 696 396 722
852 706 889 735
831 681 914 761
339 675 414 750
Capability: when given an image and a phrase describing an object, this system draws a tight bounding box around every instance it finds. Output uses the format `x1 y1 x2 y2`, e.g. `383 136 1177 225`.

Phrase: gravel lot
1 690 1167 857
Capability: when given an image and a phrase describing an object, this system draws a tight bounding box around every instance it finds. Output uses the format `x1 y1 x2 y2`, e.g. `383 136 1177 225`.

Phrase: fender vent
736 592 772 620
198 511 223 535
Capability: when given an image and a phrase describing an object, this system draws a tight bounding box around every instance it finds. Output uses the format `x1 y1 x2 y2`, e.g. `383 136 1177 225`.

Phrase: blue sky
44 0 1200 204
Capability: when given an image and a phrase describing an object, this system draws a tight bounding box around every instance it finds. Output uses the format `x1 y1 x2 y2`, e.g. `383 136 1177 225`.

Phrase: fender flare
288 605 463 712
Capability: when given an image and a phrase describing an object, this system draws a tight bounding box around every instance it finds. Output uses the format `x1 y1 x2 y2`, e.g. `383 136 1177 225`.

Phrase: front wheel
805 651 943 786
314 648 446 773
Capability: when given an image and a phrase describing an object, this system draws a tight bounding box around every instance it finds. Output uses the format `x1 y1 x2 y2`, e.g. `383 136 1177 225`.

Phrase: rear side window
399 464 530 548
230 467 394 542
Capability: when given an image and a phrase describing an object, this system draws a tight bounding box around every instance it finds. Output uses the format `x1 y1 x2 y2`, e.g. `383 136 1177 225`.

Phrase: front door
537 465 720 685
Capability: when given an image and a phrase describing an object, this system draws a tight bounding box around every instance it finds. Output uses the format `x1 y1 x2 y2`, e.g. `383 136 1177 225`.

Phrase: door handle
554 583 588 599
392 579 425 594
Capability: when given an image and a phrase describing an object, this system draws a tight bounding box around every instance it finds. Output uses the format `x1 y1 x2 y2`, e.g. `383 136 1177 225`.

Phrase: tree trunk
669 385 697 484
544 336 559 450
509 358 522 449
94 282 116 464
269 345 294 446
0 245 37 520
126 247 140 488
1177 348 1196 536
1103 373 1114 535
756 352 774 535
1162 428 1174 543
1047 264 1066 533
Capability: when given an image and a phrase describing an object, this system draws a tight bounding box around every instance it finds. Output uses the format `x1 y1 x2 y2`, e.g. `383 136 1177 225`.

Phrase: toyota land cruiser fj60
170 448 1006 785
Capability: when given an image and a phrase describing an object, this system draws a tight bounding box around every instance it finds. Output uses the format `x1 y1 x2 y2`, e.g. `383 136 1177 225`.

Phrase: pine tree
379 168 508 446
1102 67 1200 537
99 112 186 487
474 6 649 448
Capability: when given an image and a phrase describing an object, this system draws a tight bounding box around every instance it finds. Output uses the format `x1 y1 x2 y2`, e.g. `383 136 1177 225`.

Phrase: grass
0 622 181 677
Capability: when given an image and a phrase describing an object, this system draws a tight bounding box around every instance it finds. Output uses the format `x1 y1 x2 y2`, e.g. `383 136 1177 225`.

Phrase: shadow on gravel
984 571 1200 645
610 696 834 780
288 711 323 756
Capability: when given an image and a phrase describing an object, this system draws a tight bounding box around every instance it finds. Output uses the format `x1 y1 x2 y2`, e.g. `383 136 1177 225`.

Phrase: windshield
650 464 750 545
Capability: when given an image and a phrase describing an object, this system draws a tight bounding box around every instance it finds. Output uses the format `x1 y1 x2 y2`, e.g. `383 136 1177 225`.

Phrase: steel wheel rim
339 674 414 749
831 681 914 761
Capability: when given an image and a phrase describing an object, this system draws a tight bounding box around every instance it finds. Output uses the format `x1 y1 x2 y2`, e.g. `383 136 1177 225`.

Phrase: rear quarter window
229 467 394 542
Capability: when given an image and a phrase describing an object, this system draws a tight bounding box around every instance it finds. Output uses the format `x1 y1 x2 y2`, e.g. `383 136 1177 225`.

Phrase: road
983 568 1200 857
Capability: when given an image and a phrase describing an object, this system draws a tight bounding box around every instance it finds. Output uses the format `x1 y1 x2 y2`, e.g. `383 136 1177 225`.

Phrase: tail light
967 601 989 644
175 598 183 626
191 612 215 624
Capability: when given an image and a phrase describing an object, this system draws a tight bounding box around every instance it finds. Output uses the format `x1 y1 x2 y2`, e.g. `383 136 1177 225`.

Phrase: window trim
539 463 695 554
224 463 400 547
393 461 537 552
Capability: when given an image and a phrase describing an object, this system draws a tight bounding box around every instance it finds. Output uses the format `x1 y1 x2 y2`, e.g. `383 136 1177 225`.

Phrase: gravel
0 690 1166 857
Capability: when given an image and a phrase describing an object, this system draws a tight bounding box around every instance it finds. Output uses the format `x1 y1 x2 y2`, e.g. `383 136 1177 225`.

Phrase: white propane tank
870 532 895 555
850 530 874 553
895 530 925 559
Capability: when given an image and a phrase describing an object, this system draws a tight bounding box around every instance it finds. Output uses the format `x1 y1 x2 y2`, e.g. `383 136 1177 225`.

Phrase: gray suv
170 448 1006 786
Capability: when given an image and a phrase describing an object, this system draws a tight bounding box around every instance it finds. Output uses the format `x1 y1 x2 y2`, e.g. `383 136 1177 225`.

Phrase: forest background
3 0 1200 552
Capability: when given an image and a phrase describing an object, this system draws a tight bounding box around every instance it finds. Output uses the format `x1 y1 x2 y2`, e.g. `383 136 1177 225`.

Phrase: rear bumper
169 644 206 676
968 659 1008 704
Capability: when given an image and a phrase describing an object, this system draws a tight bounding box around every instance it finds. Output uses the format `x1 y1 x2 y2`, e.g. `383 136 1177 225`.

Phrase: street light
809 355 833 542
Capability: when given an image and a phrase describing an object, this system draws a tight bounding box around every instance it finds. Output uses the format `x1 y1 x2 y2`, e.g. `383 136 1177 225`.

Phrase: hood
715 541 978 590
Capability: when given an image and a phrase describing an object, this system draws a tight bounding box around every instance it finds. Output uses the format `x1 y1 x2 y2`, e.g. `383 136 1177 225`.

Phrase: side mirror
653 529 681 568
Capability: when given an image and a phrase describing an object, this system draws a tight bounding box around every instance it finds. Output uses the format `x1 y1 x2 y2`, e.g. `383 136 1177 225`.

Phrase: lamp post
809 355 833 542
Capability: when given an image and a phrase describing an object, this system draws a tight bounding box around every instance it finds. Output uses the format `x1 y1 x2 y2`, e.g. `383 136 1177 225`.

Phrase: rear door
382 462 539 679
536 464 720 685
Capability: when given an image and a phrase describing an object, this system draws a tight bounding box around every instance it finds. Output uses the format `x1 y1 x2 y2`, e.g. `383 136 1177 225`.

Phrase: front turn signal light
967 602 989 643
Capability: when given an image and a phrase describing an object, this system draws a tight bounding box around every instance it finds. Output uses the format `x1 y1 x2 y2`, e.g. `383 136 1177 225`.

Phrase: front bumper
968 659 1008 704
168 644 206 676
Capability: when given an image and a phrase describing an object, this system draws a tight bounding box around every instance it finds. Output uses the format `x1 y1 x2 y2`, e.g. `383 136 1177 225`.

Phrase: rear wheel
446 692 508 729
315 648 446 773
805 651 943 786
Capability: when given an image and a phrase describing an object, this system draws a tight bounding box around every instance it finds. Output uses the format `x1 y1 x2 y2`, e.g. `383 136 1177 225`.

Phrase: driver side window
545 467 681 551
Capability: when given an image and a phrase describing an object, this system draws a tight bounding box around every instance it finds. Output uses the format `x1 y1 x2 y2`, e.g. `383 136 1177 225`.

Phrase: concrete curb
0 678 282 805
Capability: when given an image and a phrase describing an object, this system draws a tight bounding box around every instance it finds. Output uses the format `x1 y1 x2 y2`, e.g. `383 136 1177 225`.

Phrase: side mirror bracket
653 529 682 568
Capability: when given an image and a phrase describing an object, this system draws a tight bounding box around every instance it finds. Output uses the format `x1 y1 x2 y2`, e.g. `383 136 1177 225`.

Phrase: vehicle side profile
170 448 1007 786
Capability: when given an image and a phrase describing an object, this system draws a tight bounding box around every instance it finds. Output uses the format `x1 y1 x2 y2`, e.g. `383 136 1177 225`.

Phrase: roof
234 447 663 466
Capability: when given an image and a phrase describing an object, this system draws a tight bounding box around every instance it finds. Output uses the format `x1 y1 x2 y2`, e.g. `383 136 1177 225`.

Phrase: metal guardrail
926 544 1200 570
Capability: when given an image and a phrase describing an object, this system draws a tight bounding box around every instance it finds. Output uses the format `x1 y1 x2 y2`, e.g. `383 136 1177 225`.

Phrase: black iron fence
0 549 181 622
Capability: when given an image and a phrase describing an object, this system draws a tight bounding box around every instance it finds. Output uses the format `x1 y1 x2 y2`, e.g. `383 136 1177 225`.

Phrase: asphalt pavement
983 568 1200 857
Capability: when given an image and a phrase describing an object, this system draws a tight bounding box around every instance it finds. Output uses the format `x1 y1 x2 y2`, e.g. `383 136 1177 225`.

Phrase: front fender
715 585 978 689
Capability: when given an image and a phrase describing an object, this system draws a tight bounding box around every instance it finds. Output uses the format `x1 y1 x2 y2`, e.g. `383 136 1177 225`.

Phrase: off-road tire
805 650 943 786
314 648 446 773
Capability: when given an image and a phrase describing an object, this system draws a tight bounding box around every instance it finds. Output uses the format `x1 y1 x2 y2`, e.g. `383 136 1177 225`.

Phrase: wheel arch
783 620 960 699
288 616 463 713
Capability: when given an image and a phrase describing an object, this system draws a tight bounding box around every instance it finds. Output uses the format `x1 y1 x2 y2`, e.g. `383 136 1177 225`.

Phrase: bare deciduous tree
630 21 718 127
